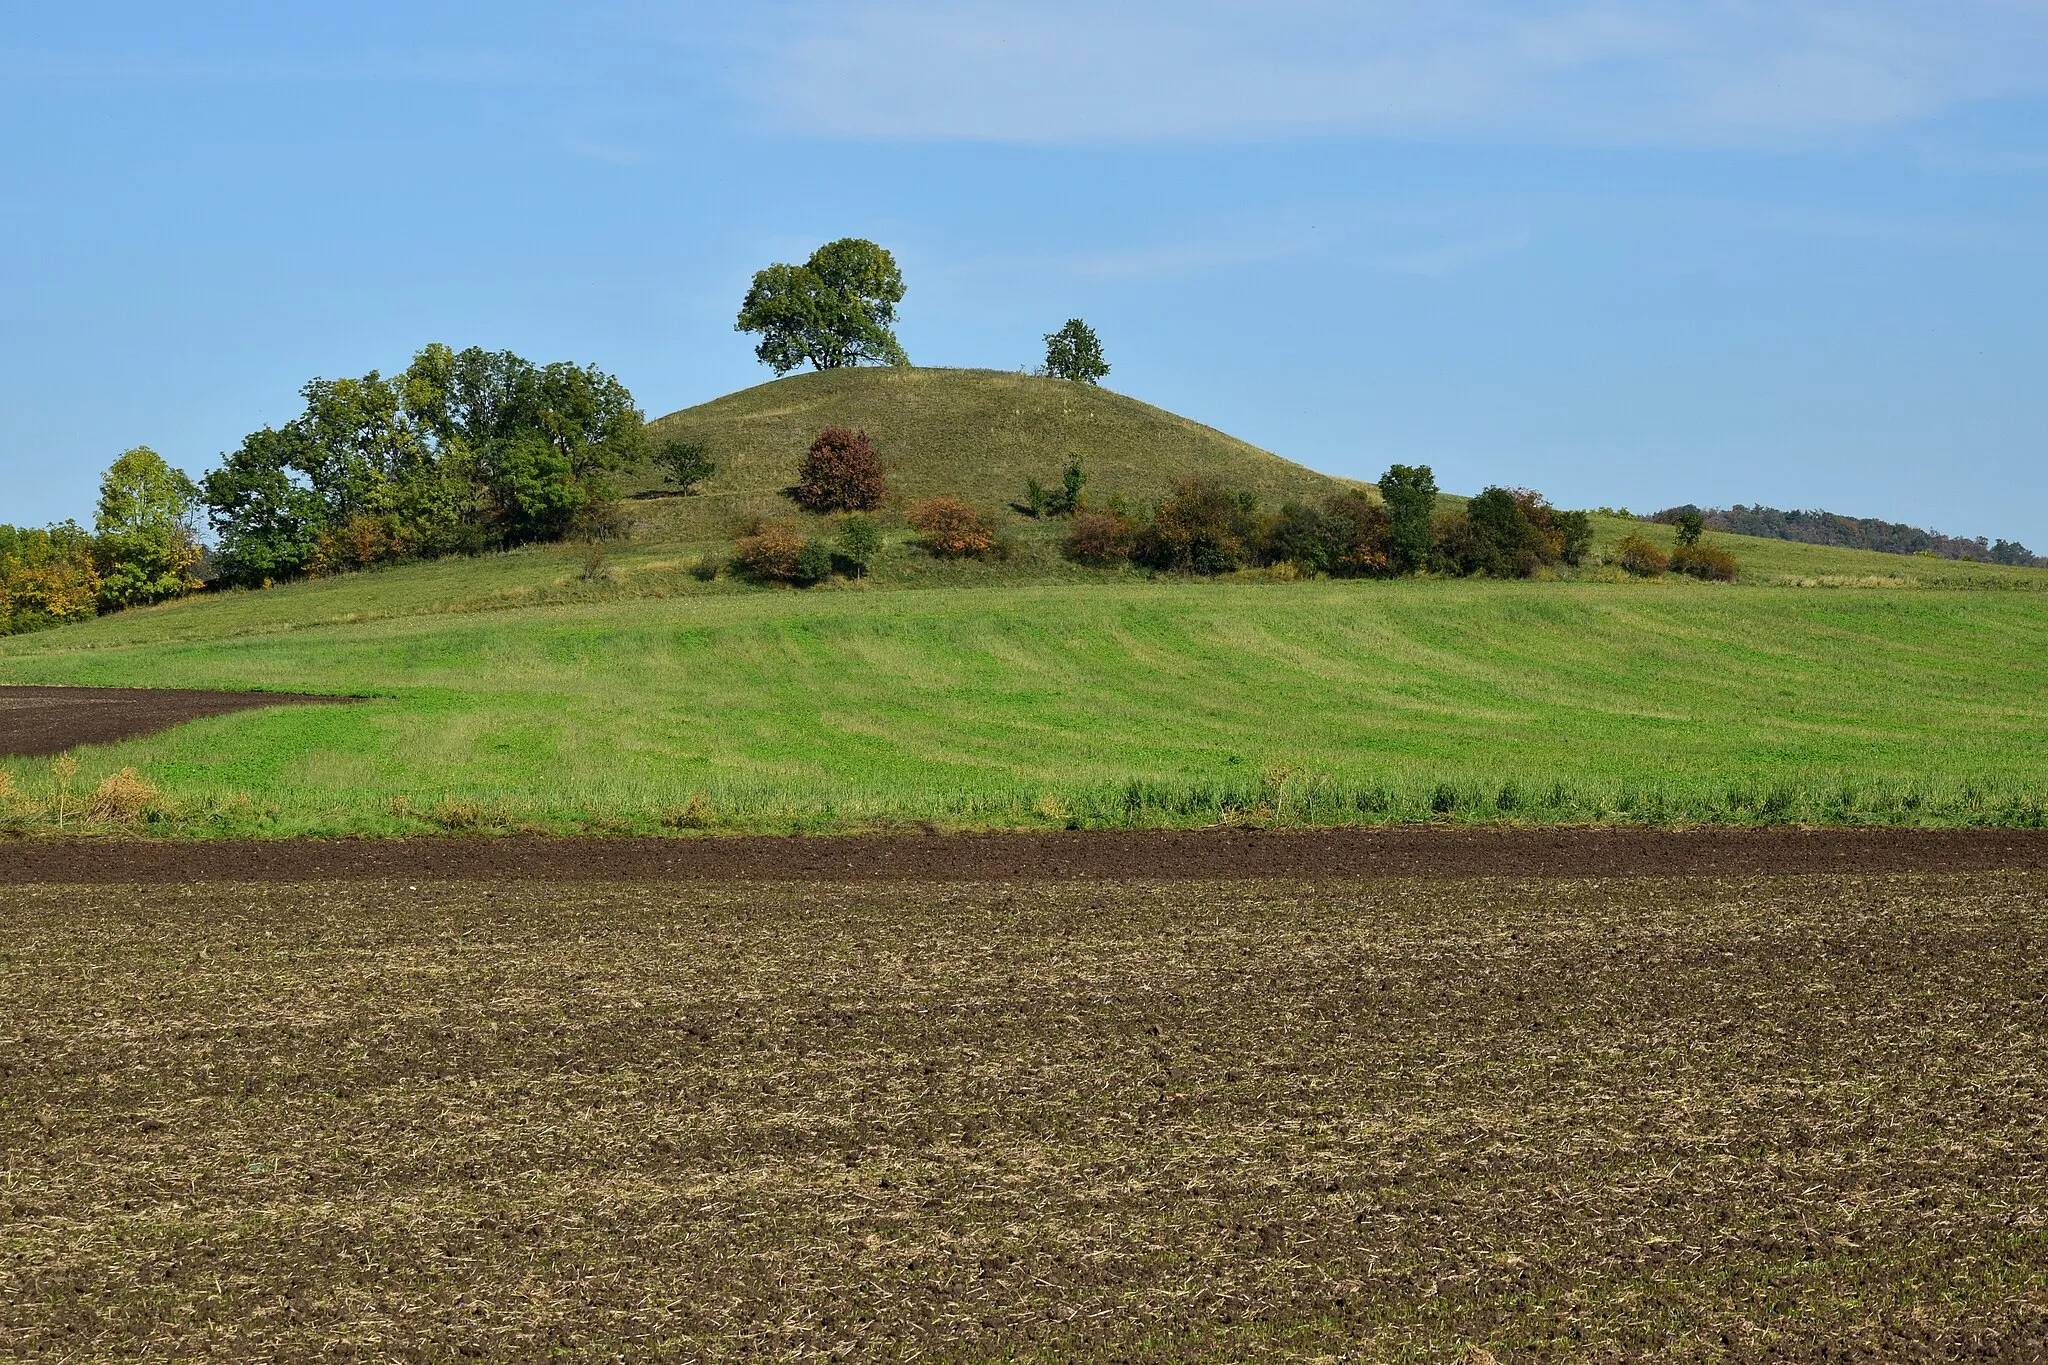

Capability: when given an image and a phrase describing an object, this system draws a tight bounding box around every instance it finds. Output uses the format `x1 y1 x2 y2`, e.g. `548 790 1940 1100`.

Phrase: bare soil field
3 871 2044 1361
0 685 356 758
6 825 2048 883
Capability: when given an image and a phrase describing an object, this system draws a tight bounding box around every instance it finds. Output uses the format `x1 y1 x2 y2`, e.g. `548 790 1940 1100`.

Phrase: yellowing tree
94 446 202 610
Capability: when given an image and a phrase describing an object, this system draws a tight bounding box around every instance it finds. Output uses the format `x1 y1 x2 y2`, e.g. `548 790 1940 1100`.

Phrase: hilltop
627 367 1351 538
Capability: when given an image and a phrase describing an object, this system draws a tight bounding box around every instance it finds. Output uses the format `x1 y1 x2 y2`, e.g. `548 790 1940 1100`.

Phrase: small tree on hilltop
1675 509 1705 546
792 427 885 513
1043 320 1109 384
655 438 717 495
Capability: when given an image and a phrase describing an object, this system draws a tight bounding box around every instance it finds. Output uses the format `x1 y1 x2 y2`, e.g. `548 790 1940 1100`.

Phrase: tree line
3 343 649 635
0 448 203 634
722 438 1737 587
1651 502 2039 568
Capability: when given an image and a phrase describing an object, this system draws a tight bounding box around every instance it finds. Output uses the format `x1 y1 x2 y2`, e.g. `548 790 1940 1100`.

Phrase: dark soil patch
5 824 2046 883
5 873 2045 1359
0 685 358 758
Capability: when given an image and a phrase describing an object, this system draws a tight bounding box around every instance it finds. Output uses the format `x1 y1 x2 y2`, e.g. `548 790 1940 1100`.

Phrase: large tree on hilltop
736 239 908 374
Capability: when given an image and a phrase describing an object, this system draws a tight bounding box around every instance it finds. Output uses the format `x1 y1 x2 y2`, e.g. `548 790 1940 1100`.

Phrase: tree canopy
736 239 908 374
93 446 202 610
202 344 644 586
1042 319 1109 384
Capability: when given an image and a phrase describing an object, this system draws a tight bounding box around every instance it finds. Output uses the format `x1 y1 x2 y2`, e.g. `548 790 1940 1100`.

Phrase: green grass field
4 573 2045 836
6 367 2043 838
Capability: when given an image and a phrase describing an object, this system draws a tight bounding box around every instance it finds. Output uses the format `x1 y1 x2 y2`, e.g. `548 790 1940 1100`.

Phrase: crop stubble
3 872 2045 1361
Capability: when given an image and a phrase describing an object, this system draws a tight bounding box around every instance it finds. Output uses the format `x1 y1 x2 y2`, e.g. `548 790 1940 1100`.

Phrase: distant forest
1649 505 2042 568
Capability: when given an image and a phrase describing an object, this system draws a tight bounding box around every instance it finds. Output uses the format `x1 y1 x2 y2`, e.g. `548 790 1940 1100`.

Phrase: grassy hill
626 367 1352 539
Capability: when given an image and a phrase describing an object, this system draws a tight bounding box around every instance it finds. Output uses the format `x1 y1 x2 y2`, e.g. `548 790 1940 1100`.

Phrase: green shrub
794 538 834 583
836 515 882 578
1555 509 1593 565
654 438 716 494
1020 456 1087 518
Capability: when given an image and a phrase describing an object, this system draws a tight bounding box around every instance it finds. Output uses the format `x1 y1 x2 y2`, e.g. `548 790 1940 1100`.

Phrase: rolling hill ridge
628 366 1351 537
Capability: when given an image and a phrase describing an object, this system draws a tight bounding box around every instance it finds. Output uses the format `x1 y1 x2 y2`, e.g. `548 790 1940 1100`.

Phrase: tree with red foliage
792 427 885 513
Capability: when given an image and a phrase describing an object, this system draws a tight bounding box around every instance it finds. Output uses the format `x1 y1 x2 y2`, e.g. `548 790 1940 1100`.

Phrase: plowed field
0 685 354 758
4 869 2045 1360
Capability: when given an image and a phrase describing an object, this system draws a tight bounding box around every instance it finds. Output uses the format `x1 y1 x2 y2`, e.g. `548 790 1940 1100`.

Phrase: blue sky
4 1 2045 544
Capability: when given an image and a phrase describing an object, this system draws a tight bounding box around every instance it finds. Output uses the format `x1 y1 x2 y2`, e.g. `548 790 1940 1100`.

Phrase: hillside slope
629 367 1350 536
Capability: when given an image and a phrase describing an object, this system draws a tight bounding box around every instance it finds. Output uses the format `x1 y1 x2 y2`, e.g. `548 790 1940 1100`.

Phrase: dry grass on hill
629 366 1352 539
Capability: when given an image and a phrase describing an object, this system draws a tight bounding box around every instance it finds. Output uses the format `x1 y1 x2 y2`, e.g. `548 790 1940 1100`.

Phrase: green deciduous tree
202 345 645 586
736 239 908 374
655 438 717 494
1377 464 1438 574
1042 320 1108 384
836 514 882 579
92 447 203 610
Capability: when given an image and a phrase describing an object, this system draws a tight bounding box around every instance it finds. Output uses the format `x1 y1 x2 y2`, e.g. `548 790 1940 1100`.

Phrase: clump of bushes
733 517 831 584
1262 490 1392 577
908 498 998 558
1428 487 1591 579
1020 456 1087 518
1063 510 1140 565
1046 470 1618 583
1614 533 1670 577
792 427 885 513
1134 479 1258 573
1670 542 1738 581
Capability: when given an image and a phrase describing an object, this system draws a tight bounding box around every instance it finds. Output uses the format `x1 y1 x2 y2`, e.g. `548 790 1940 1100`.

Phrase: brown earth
4 824 2047 884
4 873 2044 1360
0 684 358 758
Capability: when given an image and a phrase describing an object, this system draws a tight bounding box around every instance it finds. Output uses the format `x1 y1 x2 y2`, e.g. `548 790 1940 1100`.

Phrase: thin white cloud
1378 229 1533 277
0 48 541 85
713 0 2048 145
1065 241 1306 280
